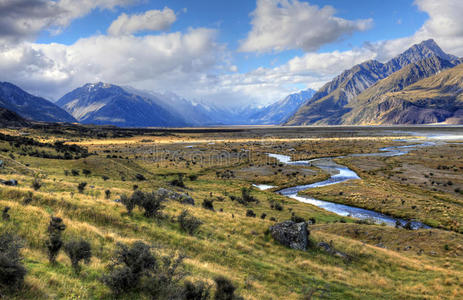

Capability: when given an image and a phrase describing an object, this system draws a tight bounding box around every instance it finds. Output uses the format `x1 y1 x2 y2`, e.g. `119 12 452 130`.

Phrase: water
252 184 276 190
266 142 442 229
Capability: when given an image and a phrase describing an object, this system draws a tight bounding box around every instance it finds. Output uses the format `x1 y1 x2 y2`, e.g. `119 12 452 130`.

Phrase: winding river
262 139 452 229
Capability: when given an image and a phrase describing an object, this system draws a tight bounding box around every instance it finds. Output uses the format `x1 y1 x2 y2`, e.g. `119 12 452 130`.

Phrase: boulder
318 241 350 260
156 188 195 205
1 179 18 186
269 220 309 250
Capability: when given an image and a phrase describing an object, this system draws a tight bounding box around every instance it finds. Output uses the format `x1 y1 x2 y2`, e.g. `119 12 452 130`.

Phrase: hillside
0 108 30 127
0 127 462 299
343 55 459 124
0 82 76 123
346 63 463 124
286 39 461 125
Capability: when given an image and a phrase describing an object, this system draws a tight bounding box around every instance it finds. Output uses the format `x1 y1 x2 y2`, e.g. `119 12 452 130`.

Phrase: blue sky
36 0 427 73
0 0 462 106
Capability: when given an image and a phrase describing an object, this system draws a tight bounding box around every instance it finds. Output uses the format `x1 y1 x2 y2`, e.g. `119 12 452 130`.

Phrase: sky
0 0 463 107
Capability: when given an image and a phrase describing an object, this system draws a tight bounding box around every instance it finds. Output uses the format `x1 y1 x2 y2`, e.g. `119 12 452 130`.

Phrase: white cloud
239 0 372 53
108 7 176 36
0 28 220 99
0 0 135 43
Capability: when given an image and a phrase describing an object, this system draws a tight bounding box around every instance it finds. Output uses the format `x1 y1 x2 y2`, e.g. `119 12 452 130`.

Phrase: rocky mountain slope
286 39 461 125
343 55 458 124
0 82 76 123
345 63 463 124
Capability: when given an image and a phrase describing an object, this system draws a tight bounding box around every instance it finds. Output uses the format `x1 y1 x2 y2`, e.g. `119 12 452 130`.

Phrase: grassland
0 125 462 299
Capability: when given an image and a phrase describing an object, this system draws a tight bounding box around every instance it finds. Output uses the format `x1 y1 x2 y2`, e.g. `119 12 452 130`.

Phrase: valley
0 125 462 299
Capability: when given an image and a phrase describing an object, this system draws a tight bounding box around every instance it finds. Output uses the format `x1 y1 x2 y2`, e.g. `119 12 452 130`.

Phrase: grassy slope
0 131 462 299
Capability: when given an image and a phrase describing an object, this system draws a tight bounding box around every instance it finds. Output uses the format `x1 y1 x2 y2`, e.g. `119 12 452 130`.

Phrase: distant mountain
57 83 187 127
344 63 463 124
286 39 461 125
122 87 217 126
0 108 30 127
0 82 76 123
248 89 316 125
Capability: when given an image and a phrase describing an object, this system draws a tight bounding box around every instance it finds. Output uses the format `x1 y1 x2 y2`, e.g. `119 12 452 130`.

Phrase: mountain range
1 39 463 127
0 82 76 123
286 39 463 125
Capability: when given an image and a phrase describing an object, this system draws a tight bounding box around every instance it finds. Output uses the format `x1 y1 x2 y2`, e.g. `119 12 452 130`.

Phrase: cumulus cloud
0 28 220 99
108 7 176 36
239 0 372 53
0 0 135 43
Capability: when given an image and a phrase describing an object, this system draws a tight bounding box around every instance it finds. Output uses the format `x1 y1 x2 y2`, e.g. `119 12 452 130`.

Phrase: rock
269 220 309 250
1 179 18 186
318 241 350 260
0 160 3 168
156 188 195 205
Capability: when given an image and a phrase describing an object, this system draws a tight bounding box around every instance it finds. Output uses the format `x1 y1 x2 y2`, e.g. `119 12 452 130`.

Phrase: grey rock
156 188 195 205
269 220 309 250
1 179 18 186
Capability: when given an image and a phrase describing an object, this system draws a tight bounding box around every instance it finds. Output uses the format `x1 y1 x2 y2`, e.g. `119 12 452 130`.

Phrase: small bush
183 280 211 300
46 216 66 264
246 210 256 218
170 174 185 188
178 210 202 235
2 207 10 221
64 239 92 273
260 213 267 219
120 194 136 215
105 189 111 199
202 199 214 211
188 174 198 181
71 169 79 176
135 173 146 181
82 169 91 177
102 241 187 298
102 175 109 181
0 232 27 291
77 182 87 193
31 178 42 191
269 200 283 211
214 276 242 300
291 214 305 223
139 191 165 218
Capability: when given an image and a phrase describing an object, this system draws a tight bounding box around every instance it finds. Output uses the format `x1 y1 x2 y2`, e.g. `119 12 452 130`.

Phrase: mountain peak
390 39 458 68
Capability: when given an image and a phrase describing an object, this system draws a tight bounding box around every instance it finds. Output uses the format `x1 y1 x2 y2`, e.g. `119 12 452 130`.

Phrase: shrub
2 207 10 221
120 194 136 215
64 239 92 273
102 241 187 298
71 169 79 176
102 175 109 181
291 213 305 223
183 280 211 300
31 178 42 191
269 200 283 211
188 174 198 181
214 276 242 300
46 216 66 264
77 182 87 193
0 232 26 291
260 213 267 219
105 189 111 199
135 173 146 181
246 210 256 218
178 210 202 235
170 174 185 188
202 199 214 211
102 241 156 295
82 169 91 177
139 191 165 218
